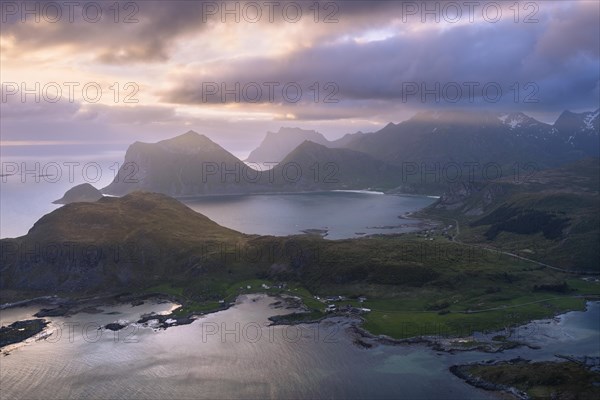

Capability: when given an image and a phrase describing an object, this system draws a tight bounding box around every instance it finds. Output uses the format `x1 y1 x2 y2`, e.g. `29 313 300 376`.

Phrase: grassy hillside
1 191 598 339
423 158 600 271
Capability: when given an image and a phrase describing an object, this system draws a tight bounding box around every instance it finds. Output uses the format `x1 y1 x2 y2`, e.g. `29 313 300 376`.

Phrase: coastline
3 289 597 357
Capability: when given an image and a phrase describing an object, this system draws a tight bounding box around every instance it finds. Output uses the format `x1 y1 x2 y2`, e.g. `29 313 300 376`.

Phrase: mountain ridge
88 108 600 199
245 127 330 163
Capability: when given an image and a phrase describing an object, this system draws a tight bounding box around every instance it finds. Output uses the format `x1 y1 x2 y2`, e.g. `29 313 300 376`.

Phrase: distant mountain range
245 127 329 163
342 109 599 168
247 110 598 170
6 109 597 311
245 127 367 164
101 131 399 196
88 108 599 198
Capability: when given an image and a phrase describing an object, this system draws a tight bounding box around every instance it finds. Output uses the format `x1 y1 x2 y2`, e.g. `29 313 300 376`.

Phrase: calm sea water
0 157 118 239
1 296 598 400
182 191 436 239
1 187 435 240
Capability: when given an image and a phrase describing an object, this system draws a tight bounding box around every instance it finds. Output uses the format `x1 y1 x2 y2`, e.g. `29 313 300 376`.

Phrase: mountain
102 131 252 196
425 158 600 271
0 190 442 296
553 109 599 155
329 131 369 148
267 141 402 191
1 192 245 293
52 183 103 204
345 111 543 164
247 109 598 174
245 127 330 163
245 127 369 164
97 109 599 198
98 131 401 198
342 109 599 181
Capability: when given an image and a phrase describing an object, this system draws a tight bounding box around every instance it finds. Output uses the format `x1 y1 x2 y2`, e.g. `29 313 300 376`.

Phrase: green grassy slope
423 158 599 271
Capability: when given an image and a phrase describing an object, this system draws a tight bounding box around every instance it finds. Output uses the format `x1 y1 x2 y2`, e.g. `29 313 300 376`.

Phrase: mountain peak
159 130 212 146
554 109 600 133
556 109 576 120
102 131 243 196
298 139 327 150
497 112 540 129
246 127 329 163
276 127 320 135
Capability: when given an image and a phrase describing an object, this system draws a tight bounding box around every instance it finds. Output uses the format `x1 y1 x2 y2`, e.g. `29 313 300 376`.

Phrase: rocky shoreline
338 316 542 354
0 292 185 350
0 292 297 349
449 360 531 400
1 292 595 359
450 357 600 400
0 319 49 349
266 305 542 354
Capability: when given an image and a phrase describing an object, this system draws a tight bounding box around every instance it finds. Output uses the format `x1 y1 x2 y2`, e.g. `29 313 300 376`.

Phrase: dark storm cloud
2 0 598 144
533 2 600 60
160 2 600 115
0 0 402 64
2 0 211 63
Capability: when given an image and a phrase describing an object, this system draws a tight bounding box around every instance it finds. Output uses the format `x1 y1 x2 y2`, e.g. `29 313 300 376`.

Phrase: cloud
3 1 530 65
1 1 401 65
2 1 212 63
1 0 598 157
160 3 600 116
533 1 600 60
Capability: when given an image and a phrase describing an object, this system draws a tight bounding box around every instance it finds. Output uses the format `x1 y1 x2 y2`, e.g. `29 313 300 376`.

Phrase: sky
1 0 599 159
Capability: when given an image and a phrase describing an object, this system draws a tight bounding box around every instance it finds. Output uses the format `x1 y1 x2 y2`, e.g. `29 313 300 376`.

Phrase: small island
52 183 103 205
451 359 600 400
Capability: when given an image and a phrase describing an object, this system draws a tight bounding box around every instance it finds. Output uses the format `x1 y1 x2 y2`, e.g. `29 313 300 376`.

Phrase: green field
140 247 600 339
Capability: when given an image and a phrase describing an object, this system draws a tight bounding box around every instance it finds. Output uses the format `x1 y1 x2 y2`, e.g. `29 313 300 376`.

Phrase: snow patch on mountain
583 110 599 130
507 114 524 129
